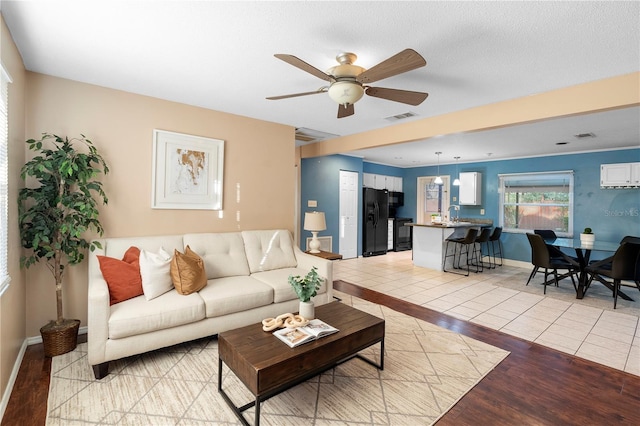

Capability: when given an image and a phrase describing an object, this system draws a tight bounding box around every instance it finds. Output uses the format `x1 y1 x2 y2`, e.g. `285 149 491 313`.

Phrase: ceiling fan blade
274 54 334 82
365 87 429 106
357 49 426 84
266 88 327 100
337 103 355 118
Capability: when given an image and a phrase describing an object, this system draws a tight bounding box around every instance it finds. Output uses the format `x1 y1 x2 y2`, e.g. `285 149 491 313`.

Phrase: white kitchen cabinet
459 172 482 205
363 173 403 192
633 163 640 185
389 176 403 192
600 162 640 187
363 173 376 188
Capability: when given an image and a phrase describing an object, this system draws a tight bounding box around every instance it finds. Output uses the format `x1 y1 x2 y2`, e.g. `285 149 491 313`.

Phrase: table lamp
304 211 326 253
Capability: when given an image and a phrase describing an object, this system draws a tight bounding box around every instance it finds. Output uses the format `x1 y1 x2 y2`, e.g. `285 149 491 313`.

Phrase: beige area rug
46 292 509 425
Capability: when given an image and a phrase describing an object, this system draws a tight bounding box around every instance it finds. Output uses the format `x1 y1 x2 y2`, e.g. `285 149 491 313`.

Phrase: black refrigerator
363 187 389 257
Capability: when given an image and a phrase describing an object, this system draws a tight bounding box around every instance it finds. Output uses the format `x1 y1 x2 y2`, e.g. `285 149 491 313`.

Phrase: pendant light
453 156 461 186
434 152 443 185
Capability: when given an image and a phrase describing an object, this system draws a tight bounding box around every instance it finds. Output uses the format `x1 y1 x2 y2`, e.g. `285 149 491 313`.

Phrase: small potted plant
580 227 595 245
288 266 323 319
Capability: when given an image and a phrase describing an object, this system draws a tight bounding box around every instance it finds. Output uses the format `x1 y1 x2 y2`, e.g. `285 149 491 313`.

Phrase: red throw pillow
97 246 143 305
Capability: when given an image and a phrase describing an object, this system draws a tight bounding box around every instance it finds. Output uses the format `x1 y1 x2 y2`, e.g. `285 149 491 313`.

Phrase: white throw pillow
139 247 174 300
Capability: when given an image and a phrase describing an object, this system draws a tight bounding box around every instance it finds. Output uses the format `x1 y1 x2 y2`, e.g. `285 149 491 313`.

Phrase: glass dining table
543 237 629 300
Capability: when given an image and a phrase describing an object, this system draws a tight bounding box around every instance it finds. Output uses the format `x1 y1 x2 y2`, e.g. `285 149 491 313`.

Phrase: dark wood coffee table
217 301 385 426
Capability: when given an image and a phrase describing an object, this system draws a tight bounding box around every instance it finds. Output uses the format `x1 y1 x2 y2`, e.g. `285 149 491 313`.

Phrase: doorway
416 176 450 223
339 170 358 259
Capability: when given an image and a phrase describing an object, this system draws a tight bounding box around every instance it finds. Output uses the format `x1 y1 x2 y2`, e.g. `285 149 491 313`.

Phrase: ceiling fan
266 49 429 118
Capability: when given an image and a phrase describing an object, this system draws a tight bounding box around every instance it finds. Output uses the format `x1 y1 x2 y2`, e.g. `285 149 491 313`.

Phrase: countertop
407 218 493 228
408 222 476 228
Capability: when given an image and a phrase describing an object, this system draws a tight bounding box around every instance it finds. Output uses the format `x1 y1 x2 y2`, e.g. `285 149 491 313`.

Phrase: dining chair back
586 242 640 308
533 229 557 240
526 233 577 294
534 229 574 261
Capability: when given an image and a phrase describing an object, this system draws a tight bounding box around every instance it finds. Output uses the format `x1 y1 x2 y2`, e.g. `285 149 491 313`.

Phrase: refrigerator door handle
373 201 379 227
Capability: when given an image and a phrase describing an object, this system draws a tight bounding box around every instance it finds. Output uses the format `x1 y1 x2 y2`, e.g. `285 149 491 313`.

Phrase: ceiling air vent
295 128 339 146
573 132 596 139
385 111 418 122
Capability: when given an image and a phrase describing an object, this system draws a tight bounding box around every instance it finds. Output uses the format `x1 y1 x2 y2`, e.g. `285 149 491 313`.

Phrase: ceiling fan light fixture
328 80 364 105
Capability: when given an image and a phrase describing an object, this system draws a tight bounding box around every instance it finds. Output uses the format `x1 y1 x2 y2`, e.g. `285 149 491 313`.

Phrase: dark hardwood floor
3 281 639 425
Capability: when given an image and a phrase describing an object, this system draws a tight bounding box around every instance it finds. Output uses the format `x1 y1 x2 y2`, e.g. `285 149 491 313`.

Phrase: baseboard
0 325 88 422
0 339 28 422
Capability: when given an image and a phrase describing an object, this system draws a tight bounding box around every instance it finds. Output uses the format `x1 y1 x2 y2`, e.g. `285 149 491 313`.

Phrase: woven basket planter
40 319 80 357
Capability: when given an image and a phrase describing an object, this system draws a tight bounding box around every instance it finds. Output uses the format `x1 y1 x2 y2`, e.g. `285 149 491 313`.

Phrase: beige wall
22 74 296 336
1 15 26 410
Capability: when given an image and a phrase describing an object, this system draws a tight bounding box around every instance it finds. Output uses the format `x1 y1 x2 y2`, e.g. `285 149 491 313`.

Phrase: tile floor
333 250 640 376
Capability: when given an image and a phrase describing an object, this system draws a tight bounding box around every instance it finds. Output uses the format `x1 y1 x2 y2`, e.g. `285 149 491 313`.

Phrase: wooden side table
305 250 343 260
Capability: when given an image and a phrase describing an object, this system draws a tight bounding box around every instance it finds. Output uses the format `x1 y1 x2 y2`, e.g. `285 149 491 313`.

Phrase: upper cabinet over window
600 162 640 188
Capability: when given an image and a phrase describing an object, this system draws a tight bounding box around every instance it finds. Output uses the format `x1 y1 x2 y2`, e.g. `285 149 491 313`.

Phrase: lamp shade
304 211 326 232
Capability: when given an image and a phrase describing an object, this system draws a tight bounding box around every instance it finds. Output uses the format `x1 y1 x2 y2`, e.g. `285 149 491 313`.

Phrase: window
499 171 574 236
0 64 11 297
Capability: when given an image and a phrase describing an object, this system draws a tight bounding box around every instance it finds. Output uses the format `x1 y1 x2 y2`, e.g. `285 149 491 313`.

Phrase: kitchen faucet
448 205 460 222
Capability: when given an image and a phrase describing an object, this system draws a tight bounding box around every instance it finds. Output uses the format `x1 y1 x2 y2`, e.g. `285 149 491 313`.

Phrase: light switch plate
480 209 485 215
308 200 317 208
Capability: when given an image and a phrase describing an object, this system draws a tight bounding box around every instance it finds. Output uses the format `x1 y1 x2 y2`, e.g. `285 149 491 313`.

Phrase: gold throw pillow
170 245 207 295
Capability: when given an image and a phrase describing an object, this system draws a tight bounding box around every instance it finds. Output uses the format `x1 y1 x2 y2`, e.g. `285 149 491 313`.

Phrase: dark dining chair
526 233 577 294
589 235 640 267
534 229 577 262
585 242 640 309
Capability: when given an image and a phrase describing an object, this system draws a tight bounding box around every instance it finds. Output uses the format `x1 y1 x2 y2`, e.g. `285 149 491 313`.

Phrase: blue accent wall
300 155 363 253
301 149 640 262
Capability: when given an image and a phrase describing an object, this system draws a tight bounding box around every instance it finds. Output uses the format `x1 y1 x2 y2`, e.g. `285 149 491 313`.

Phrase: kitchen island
407 221 492 271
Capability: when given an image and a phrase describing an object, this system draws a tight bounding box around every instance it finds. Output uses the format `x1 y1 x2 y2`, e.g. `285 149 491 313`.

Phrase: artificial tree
18 133 109 356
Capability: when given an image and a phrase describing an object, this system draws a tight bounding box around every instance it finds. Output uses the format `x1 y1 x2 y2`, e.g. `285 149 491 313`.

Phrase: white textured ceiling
1 1 639 166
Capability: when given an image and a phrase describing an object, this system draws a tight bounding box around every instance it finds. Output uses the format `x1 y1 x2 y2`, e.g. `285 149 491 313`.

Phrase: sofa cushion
251 267 327 303
198 276 274 318
183 233 250 279
241 230 298 273
171 246 207 295
139 247 173 300
97 246 143 305
108 290 205 339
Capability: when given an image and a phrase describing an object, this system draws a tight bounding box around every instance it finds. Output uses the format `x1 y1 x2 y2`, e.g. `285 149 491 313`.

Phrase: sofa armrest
293 246 333 303
87 240 111 365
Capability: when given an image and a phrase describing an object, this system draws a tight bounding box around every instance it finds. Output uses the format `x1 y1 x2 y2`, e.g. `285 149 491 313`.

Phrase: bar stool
473 227 493 271
444 227 479 276
489 227 503 267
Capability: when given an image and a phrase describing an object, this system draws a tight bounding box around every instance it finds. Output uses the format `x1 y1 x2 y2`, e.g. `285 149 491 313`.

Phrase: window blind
0 64 12 296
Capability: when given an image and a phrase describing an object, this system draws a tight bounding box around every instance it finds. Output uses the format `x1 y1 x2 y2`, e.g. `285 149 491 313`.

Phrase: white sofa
87 229 333 379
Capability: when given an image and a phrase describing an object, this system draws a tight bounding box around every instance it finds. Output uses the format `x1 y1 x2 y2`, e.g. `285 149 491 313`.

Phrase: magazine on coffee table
273 319 339 348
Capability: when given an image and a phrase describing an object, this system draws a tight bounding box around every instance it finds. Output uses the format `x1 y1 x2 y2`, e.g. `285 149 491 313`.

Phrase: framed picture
151 129 224 210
